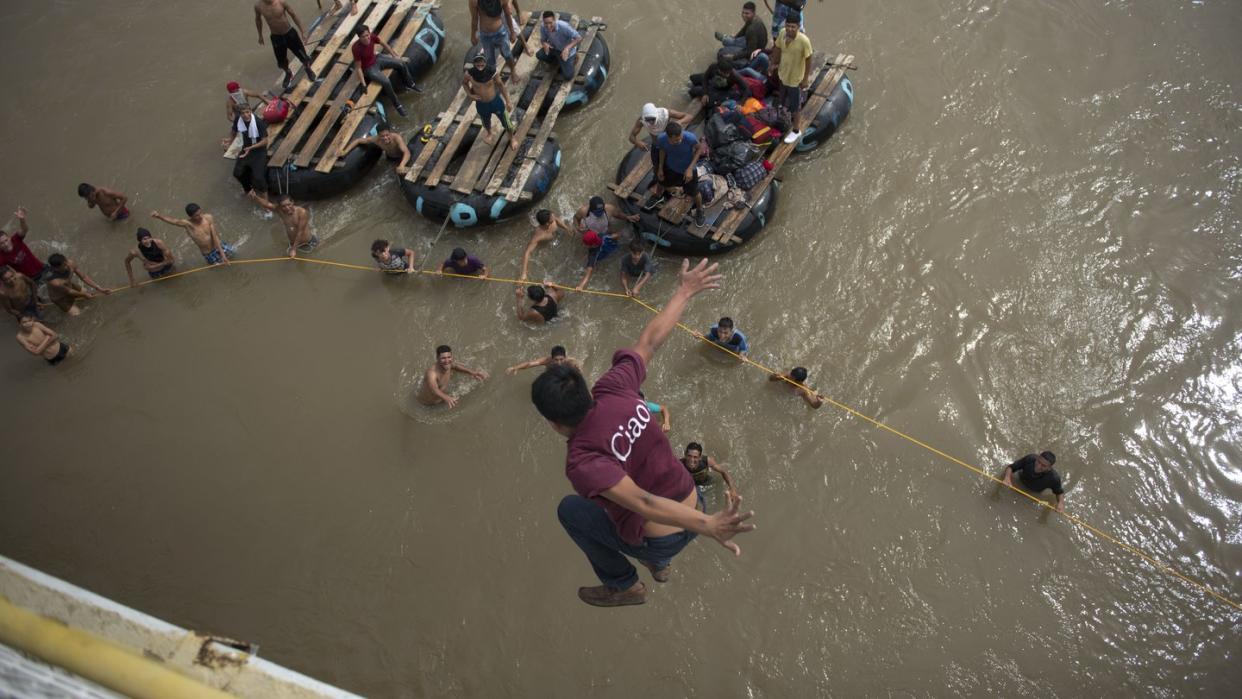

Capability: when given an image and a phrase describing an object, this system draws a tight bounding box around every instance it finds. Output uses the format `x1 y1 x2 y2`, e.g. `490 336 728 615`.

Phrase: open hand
676 258 722 298
707 492 755 556
444 396 458 409
14 207 26 220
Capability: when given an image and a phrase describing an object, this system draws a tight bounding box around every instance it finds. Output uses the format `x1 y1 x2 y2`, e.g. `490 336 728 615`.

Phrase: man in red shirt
351 24 421 117
531 259 756 607
0 208 47 281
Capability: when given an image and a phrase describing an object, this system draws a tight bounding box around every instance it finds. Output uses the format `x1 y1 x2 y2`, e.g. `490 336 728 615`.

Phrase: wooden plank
499 20 600 201
709 54 851 242
423 102 478 187
314 0 428 171
266 0 381 147
401 89 472 182
466 29 546 191
270 60 353 166
613 99 704 199
658 194 695 226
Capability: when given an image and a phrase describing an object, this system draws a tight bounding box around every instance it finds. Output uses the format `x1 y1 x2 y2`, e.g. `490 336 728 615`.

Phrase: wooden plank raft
608 99 705 200
268 0 436 170
707 53 853 244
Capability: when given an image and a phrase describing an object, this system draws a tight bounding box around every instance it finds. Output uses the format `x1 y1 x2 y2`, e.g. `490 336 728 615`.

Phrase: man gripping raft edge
531 259 756 607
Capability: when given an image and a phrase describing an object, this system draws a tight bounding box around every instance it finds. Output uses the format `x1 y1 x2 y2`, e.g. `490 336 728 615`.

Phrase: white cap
641 102 659 120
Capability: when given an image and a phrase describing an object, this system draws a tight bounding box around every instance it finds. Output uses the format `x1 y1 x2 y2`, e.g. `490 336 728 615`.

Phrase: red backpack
263 97 291 124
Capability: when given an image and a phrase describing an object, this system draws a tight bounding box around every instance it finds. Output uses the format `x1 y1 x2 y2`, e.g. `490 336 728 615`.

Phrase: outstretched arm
247 191 277 210
506 356 547 375
631 258 721 364
453 362 489 380
602 476 754 556
706 456 737 494
73 264 109 295
151 211 190 229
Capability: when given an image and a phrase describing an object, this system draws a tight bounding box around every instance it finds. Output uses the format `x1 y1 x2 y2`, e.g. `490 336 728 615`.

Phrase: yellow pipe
0 594 233 699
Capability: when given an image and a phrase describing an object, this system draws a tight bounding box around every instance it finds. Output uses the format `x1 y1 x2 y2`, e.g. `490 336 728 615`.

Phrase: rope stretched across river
96 254 1242 614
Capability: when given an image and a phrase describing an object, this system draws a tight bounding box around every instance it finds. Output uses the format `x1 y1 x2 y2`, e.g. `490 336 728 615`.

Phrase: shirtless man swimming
248 192 318 257
255 0 319 89
124 228 176 286
340 123 412 174
519 209 571 280
151 205 235 266
16 314 70 366
417 344 489 408
464 54 518 149
76 183 130 221
1 266 39 320
470 0 519 75
767 366 823 408
506 345 582 375
44 254 110 316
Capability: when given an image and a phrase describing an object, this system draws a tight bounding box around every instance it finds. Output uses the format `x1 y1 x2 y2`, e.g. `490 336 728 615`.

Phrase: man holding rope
531 259 756 607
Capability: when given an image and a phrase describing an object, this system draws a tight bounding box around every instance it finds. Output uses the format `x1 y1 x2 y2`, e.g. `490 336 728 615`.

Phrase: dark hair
184 203 201 216
277 194 292 204
785 12 801 26
550 345 566 357
526 284 546 301
718 316 734 330
685 442 703 455
450 247 467 261
536 209 552 225
742 1 756 10
1039 451 1057 466
356 24 370 36
1 265 15 276
541 10 556 20
531 364 593 427
136 227 153 241
371 239 389 254
376 122 392 133
629 239 644 253
790 367 808 383
77 183 94 198
665 122 683 138
47 253 67 268
435 344 452 356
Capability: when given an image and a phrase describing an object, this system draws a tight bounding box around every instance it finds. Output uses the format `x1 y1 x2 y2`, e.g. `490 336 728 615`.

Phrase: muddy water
2 0 1241 695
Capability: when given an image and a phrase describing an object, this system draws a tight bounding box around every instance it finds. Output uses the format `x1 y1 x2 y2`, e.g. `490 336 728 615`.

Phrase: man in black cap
1000 451 1065 512
124 228 176 286
573 195 638 241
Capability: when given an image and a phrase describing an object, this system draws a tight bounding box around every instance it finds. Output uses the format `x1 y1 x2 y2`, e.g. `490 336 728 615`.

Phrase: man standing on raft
530 259 756 607
255 0 319 90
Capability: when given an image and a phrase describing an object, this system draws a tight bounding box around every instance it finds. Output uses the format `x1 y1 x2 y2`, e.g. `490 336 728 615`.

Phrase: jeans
479 25 514 69
365 55 416 109
536 47 576 80
558 494 699 590
771 3 806 38
720 35 747 51
738 66 766 82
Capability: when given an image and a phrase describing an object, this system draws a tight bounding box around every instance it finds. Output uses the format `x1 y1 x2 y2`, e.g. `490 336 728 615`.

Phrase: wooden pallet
267 0 434 170
707 53 853 244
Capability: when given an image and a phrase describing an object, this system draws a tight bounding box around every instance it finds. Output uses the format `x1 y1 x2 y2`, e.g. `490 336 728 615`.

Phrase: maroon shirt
0 233 44 279
566 349 695 545
352 35 379 69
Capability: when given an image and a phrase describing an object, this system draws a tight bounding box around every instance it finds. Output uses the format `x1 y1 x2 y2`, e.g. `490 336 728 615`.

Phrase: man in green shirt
769 12 813 144
715 2 768 61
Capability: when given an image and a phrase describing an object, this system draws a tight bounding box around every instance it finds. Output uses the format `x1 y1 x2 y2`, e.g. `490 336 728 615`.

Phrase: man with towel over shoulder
223 104 271 197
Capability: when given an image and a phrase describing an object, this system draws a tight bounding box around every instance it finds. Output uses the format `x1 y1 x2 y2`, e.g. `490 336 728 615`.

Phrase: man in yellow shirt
769 12 813 144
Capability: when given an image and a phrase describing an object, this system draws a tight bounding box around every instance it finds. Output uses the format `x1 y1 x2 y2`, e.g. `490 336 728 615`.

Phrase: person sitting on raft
352 23 421 118
536 11 582 81
371 239 416 273
44 253 110 316
77 183 130 222
520 209 571 281
248 192 318 258
768 367 823 408
507 345 581 375
151 204 236 267
643 123 708 228
463 53 519 150
442 247 489 277
689 56 753 110
515 282 564 324
124 228 176 286
1000 451 1066 512
715 2 768 60
340 123 412 174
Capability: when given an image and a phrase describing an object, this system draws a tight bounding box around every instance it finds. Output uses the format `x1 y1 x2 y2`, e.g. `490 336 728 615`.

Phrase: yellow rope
94 255 1242 614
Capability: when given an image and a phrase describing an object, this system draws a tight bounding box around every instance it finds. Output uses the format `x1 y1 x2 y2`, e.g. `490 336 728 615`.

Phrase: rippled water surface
1 0 1240 696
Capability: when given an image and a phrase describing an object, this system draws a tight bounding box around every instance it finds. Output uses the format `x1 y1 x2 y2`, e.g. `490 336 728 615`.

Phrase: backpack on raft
705 113 746 149
738 115 781 146
754 105 790 133
740 76 767 99
740 98 764 115
727 159 767 191
263 97 291 124
711 141 760 175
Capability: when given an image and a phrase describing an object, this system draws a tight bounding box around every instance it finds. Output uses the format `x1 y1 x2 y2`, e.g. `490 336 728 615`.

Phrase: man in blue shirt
644 122 708 227
702 316 749 357
537 11 582 80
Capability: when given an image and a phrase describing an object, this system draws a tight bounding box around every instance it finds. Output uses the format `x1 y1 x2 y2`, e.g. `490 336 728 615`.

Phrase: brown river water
2 0 1240 696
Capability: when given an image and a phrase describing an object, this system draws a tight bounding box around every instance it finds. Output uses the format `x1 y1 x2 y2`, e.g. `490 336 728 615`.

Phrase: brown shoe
577 582 648 607
641 560 671 583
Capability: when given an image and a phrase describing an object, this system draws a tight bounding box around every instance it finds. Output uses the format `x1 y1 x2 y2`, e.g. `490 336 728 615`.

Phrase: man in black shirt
715 2 768 60
225 104 270 195
1001 451 1065 512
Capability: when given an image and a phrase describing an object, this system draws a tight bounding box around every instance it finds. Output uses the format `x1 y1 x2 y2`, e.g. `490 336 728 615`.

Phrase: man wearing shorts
16 314 70 367
645 122 708 227
770 12 813 144
151 204 236 267
77 183 130 221
464 54 518 150
470 0 519 77
254 0 319 90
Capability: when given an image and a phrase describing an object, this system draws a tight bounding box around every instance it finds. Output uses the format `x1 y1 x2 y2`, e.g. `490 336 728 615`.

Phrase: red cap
582 230 603 247
762 159 774 171
226 81 240 92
